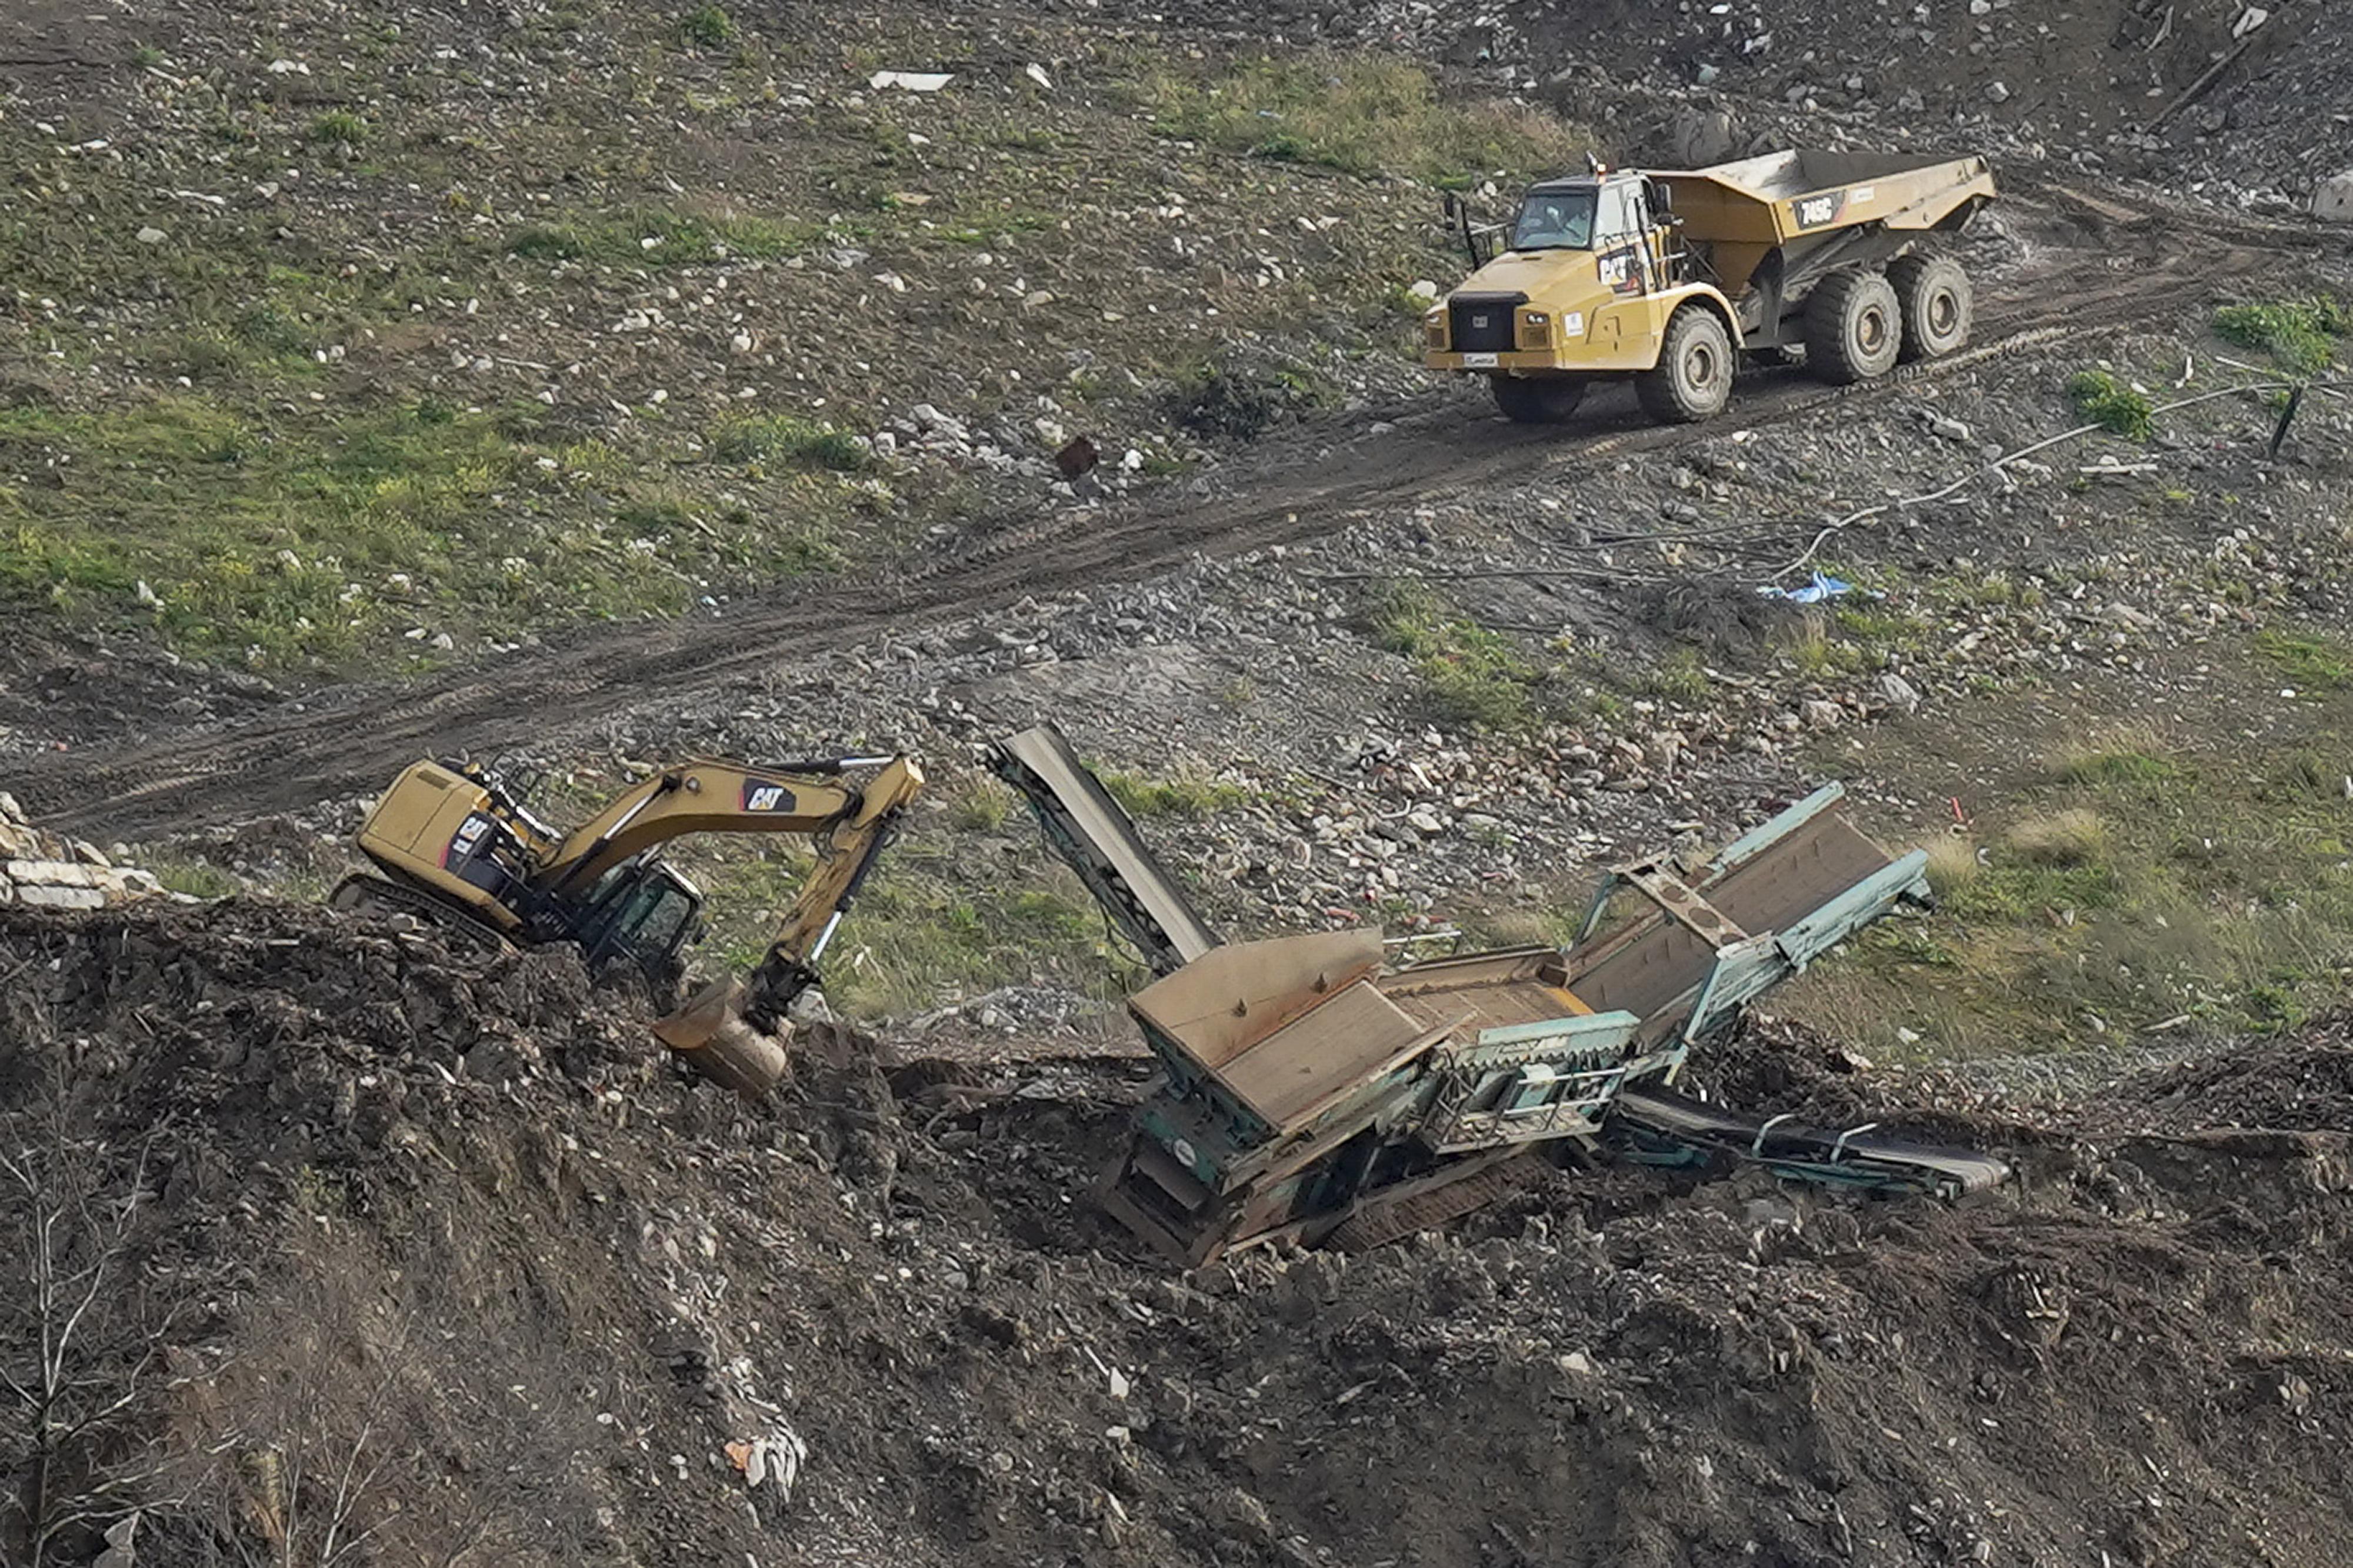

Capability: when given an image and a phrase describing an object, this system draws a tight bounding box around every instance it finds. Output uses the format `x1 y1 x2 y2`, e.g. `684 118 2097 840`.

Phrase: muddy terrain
7 898 2353 1566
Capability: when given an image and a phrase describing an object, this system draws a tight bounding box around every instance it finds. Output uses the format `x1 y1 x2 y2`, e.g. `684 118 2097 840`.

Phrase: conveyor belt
1612 1086 2011 1197
990 725 1222 976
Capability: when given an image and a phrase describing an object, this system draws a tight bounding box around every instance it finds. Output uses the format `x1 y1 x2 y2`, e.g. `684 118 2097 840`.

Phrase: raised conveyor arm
989 725 1222 977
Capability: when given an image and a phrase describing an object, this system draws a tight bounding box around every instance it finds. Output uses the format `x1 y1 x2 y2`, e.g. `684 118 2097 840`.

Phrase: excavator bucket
651 978 793 1097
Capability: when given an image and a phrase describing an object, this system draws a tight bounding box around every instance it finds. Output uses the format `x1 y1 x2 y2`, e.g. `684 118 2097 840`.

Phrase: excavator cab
568 858 706 999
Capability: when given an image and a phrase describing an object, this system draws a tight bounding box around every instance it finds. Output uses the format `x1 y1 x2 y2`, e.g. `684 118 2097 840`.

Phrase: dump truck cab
1427 167 1743 424
1428 149 1996 427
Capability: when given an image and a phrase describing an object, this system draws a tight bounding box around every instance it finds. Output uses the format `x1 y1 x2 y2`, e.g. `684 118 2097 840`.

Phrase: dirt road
10 185 2315 839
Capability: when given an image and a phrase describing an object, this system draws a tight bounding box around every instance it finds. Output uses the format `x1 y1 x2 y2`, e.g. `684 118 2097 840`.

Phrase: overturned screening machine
992 725 2008 1267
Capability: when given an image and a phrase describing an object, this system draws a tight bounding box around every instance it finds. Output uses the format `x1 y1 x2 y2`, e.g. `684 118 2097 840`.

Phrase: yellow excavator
332 750 925 1094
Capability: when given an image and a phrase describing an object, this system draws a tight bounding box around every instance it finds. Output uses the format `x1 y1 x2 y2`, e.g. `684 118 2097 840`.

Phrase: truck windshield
1510 189 1596 251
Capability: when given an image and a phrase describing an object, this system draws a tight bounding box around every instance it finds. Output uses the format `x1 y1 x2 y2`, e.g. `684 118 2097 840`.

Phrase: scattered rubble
0 791 159 908
9 899 2353 1565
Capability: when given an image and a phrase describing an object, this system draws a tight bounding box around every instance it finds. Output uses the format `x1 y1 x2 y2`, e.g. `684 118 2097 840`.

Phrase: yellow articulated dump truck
1424 149 1997 425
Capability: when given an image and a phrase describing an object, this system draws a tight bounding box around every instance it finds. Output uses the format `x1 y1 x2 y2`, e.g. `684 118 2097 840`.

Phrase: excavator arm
734 757 924 1020
538 756 908 896
634 755 925 1096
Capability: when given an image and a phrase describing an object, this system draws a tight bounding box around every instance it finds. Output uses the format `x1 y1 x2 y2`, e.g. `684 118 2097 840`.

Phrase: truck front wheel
1888 253 1972 361
1636 308 1735 425
1491 374 1588 424
1804 269 1902 385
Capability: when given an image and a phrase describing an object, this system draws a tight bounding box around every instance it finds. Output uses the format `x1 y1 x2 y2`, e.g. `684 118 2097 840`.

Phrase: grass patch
2212 296 2348 375
2255 628 2353 692
950 778 1015 832
1919 833 1981 896
146 857 242 899
1776 610 1871 678
2066 368 2154 439
2051 733 2184 789
708 413 870 473
1099 768 1252 819
684 838 1134 1017
679 4 735 46
1132 53 1587 185
1784 705 2353 1058
1369 582 1543 732
1638 646 1711 705
0 393 855 668
309 111 369 146
2003 807 2109 868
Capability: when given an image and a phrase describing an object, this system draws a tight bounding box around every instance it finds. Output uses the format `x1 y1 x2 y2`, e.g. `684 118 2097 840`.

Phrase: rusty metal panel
1129 929 1383 1072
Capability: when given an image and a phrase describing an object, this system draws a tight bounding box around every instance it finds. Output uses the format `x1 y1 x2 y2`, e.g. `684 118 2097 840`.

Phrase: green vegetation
2212 296 2349 375
1791 713 2353 1058
686 840 1135 1016
0 9 1585 676
1100 768 1252 818
1369 582 1543 731
2052 735 2184 789
1132 54 1586 185
0 395 849 668
2255 628 2353 692
309 111 369 146
708 413 871 473
950 779 1016 832
147 858 242 899
2066 369 2155 439
1638 646 1711 705
679 4 735 46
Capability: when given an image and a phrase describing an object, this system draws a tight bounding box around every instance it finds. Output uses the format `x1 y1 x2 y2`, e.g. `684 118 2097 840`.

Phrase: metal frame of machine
991 725 2007 1267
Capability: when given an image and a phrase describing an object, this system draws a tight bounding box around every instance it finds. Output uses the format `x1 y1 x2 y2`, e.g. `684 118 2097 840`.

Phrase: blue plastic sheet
1757 572 1881 605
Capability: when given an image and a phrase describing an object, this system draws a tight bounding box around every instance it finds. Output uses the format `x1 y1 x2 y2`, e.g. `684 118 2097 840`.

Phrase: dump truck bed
1656 149 1995 248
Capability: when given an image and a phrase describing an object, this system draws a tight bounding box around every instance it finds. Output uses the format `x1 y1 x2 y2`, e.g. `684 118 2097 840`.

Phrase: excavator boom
342 749 925 1096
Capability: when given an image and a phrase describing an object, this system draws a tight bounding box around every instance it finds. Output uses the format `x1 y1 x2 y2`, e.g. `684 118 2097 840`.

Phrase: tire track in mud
12 191 2319 839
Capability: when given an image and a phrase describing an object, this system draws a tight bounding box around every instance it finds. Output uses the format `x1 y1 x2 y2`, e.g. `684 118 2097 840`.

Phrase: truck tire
1490 374 1587 424
1804 269 1901 385
1888 253 1972 362
1635 307 1734 425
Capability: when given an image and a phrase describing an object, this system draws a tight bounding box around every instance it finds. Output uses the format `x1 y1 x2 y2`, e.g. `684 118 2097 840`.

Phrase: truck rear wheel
1888 253 1972 361
1804 269 1901 385
1635 307 1734 425
1490 374 1588 424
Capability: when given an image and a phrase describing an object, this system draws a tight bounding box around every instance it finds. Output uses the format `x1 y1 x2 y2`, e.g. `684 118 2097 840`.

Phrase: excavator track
327 872 514 957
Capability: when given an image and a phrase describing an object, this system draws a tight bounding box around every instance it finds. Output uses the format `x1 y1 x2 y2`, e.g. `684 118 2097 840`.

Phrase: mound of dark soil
2101 1013 2353 1132
6 902 2353 1567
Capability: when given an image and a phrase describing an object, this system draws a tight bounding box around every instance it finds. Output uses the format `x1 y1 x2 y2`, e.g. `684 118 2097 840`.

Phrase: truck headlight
1524 312 1549 326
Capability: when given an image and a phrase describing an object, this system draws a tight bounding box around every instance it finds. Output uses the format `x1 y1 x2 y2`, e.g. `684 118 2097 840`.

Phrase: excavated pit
5 899 2353 1567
